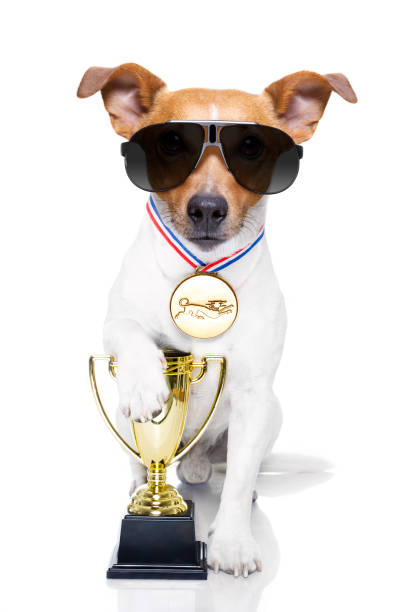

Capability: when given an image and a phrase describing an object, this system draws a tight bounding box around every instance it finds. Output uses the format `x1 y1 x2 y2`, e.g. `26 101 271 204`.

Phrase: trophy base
107 500 207 580
107 540 207 580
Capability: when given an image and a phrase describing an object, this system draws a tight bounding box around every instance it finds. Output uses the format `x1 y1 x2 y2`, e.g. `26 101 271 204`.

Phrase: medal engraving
170 273 238 339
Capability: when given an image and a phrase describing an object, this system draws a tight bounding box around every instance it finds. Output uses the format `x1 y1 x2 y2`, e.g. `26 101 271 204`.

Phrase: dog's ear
77 63 167 138
264 71 357 143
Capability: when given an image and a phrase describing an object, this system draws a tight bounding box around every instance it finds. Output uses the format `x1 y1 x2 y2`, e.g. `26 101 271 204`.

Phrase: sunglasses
121 120 303 195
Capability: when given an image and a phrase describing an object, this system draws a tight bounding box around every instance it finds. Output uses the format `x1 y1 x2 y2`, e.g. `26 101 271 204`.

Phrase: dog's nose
187 194 228 233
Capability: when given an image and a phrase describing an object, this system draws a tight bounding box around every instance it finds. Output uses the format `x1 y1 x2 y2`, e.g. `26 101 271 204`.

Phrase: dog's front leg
104 318 169 423
208 385 282 577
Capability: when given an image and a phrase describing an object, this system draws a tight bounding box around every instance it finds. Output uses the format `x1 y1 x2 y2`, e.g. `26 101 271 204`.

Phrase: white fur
103 192 286 576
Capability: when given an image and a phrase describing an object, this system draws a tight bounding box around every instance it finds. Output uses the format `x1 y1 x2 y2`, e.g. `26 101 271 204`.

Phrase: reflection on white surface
108 457 331 612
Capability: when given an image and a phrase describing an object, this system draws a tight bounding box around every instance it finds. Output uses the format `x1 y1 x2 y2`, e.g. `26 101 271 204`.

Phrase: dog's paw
208 528 262 577
177 454 212 484
117 349 169 422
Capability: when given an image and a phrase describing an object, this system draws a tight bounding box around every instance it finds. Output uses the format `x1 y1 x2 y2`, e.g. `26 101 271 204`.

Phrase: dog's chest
157 299 240 445
181 344 232 446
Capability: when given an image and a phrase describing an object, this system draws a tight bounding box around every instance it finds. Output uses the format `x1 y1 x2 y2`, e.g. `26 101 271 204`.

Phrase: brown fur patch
263 70 357 142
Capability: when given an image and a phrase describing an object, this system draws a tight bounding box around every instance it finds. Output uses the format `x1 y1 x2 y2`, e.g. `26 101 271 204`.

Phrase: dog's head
78 64 356 249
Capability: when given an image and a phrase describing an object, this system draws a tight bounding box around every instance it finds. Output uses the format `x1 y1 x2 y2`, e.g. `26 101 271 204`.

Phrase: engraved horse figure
175 297 234 321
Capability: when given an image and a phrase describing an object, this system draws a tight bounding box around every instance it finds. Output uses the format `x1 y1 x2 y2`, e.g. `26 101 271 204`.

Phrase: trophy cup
89 349 226 579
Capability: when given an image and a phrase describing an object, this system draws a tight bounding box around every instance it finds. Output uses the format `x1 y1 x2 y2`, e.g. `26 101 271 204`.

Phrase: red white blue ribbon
147 194 264 273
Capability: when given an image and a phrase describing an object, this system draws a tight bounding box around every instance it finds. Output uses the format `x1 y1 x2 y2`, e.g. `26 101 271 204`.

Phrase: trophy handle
89 354 143 464
170 355 227 464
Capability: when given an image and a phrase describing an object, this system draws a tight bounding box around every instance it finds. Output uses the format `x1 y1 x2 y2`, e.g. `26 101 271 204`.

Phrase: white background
1 1 407 610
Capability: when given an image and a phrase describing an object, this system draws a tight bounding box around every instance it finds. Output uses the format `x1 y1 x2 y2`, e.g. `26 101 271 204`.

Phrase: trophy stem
147 461 167 492
127 461 188 516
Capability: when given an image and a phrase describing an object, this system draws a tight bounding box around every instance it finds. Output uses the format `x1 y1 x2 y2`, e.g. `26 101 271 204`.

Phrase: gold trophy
89 349 226 579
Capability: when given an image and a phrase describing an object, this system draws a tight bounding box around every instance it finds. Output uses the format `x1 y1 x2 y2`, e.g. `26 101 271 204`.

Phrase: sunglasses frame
121 120 303 194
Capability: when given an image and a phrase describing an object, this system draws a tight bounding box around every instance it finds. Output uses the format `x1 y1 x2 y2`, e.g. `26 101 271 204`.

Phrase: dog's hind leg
177 439 212 484
208 430 228 464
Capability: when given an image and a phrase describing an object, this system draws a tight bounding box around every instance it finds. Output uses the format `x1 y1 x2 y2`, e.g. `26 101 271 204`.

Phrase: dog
78 64 357 577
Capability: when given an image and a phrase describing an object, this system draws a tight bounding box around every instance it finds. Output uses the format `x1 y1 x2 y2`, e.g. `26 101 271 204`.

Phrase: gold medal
170 272 238 339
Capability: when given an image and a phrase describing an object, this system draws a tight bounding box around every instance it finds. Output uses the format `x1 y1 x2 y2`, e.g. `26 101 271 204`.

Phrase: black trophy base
107 540 207 580
107 501 207 580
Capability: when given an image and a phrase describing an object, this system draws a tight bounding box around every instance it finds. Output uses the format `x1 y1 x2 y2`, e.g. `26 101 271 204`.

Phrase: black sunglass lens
124 123 204 192
158 129 185 156
220 125 300 194
239 135 265 160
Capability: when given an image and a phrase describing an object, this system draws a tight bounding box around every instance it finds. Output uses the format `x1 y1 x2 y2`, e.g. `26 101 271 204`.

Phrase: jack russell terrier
77 64 357 577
